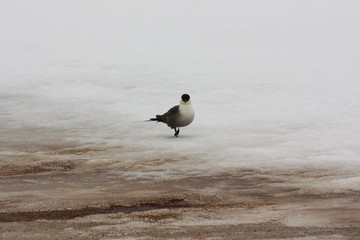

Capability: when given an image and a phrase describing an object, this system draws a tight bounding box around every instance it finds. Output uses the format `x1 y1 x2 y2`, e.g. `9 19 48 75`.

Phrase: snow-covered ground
1 1 360 190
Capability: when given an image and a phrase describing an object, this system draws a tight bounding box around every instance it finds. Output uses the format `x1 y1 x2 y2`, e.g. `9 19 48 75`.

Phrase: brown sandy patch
0 160 82 176
0 194 274 222
0 138 359 239
0 169 359 239
0 196 188 222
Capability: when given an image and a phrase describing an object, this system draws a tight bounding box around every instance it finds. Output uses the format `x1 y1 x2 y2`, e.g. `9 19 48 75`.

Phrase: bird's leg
174 127 180 137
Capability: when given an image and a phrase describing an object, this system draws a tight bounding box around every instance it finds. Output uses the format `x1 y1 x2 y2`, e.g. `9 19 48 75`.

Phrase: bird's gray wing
156 105 179 127
163 105 179 117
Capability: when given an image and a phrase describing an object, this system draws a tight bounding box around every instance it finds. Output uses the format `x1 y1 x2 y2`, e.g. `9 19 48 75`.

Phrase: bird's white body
178 100 195 127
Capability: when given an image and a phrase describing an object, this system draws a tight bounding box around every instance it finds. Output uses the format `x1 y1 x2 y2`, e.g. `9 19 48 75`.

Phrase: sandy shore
1 159 359 240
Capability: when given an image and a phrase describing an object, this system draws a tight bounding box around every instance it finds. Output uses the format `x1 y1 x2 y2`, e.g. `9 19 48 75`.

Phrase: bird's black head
181 94 190 102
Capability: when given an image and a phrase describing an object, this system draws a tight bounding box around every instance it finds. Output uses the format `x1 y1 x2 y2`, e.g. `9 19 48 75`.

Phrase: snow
1 1 360 190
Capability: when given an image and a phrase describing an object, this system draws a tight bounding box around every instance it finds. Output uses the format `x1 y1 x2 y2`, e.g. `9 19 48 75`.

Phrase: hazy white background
1 0 360 189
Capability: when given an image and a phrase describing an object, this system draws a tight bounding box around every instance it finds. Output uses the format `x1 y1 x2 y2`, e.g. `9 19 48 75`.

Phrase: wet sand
0 142 360 240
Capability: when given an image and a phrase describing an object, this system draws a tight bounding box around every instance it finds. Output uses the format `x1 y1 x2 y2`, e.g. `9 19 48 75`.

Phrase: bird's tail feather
147 115 164 123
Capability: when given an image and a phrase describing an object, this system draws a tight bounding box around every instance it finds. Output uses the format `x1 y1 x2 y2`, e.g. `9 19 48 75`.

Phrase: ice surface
1 1 360 190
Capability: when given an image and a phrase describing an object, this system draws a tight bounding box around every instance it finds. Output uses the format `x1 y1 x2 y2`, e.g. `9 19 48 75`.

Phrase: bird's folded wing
163 105 179 118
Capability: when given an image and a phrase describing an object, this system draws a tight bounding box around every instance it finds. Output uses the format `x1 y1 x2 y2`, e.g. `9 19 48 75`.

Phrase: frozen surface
1 1 360 190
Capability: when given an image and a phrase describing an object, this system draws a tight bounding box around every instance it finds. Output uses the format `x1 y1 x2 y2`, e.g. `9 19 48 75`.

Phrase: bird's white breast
178 102 194 127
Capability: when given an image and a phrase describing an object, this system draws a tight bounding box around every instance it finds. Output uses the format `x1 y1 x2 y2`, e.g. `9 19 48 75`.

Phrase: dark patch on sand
0 197 188 222
0 194 274 222
0 161 79 176
130 211 182 223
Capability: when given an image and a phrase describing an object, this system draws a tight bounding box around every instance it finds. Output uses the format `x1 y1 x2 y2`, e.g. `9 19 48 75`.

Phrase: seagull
149 94 195 137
